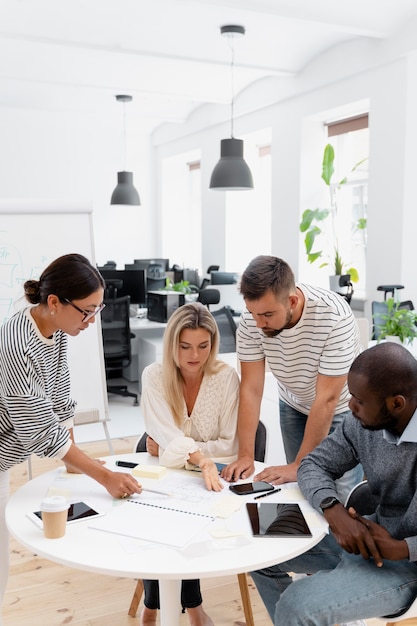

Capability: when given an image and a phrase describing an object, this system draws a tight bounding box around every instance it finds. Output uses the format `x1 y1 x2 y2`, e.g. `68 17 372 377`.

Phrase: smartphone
27 501 104 528
229 481 274 496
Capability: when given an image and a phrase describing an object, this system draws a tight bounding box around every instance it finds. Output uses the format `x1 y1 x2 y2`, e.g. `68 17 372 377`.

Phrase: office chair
212 306 238 353
101 295 138 406
342 480 417 625
197 288 220 311
128 421 267 626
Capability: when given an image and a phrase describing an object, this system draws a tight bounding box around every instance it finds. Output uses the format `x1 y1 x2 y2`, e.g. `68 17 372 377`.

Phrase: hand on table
254 462 298 485
221 456 255 482
199 457 223 491
103 471 143 500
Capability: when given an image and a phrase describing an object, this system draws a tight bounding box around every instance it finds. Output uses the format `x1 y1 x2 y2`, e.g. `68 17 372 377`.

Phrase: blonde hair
162 302 225 425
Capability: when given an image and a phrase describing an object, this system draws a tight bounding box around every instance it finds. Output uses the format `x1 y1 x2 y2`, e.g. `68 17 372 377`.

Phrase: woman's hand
199 457 223 492
146 436 159 457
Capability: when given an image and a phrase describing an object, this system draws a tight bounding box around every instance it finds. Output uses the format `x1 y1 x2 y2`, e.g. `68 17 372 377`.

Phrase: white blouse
141 362 239 468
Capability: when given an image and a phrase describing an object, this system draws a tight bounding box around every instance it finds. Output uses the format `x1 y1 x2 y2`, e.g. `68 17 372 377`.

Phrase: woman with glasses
0 253 141 623
140 302 240 626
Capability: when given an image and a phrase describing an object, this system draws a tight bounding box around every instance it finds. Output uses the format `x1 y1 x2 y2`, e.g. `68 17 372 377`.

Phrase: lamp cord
226 34 236 138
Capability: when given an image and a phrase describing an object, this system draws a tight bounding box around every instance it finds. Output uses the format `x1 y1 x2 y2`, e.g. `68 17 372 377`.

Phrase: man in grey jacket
251 342 417 625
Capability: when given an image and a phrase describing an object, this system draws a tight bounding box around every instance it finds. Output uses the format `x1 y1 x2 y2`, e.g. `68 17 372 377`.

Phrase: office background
0 2 416 324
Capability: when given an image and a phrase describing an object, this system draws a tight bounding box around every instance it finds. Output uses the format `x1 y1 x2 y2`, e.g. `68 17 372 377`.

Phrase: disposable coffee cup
40 496 68 539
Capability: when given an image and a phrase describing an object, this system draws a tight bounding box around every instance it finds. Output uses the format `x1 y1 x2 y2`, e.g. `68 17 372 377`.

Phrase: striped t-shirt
0 307 74 472
237 284 360 415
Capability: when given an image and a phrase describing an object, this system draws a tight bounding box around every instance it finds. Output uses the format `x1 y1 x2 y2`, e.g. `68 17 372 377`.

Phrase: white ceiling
1 0 417 134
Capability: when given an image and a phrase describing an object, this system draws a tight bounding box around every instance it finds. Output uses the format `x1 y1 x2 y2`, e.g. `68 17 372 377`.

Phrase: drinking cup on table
40 496 68 538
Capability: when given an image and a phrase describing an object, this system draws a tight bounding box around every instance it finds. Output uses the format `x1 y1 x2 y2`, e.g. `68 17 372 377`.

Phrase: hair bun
24 279 41 304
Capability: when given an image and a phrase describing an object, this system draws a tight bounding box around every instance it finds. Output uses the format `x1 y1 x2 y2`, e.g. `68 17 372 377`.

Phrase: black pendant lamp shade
209 25 254 191
209 138 253 190
110 94 140 206
110 171 140 205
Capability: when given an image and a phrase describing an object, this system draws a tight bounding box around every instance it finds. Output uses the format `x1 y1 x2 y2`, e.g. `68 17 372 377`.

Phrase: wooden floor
4 437 415 625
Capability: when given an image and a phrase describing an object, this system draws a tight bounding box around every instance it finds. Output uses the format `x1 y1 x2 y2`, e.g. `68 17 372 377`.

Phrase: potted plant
299 144 366 288
375 298 417 344
161 278 199 300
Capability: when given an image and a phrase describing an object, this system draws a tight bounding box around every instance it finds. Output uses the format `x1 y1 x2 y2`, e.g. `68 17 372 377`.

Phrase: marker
115 460 138 468
254 487 281 500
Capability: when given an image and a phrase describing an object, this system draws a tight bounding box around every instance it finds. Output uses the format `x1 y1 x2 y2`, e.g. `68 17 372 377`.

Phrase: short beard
261 309 293 338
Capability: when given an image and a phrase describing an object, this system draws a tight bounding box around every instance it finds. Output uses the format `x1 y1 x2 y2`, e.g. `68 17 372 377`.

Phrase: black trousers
143 579 202 610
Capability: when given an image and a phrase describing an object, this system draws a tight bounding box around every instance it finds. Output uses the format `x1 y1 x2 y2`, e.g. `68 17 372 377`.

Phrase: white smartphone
27 501 105 529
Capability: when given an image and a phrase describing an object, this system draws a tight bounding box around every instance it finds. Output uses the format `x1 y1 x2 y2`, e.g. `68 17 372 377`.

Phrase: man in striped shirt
222 255 362 501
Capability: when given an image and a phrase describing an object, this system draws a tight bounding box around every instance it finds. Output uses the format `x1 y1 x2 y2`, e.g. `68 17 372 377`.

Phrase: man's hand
254 462 298 485
347 507 409 562
221 456 255 482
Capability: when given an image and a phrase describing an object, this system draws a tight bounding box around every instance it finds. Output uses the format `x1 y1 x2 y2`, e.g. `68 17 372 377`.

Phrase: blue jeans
251 532 417 625
279 400 363 503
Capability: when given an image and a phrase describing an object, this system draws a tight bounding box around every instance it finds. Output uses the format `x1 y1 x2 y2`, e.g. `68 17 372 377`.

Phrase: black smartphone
229 481 274 496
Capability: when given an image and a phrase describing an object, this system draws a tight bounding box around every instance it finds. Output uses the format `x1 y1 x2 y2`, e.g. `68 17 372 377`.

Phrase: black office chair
101 295 138 405
197 288 220 311
212 306 237 353
129 421 267 625
344 479 378 515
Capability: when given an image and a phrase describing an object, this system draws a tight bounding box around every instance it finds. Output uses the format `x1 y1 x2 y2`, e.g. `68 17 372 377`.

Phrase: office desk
6 453 327 626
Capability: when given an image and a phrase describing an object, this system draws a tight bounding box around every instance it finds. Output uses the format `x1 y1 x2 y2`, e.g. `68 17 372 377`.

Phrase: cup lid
40 495 68 513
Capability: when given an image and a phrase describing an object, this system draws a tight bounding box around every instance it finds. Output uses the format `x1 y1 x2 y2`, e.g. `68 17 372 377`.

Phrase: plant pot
329 274 350 294
385 335 403 344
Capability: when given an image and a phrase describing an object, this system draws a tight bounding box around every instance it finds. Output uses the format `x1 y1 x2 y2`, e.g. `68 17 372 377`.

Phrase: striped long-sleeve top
237 283 360 415
0 307 74 472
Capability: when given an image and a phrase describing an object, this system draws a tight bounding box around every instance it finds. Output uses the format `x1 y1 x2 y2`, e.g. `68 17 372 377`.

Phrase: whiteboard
0 199 109 424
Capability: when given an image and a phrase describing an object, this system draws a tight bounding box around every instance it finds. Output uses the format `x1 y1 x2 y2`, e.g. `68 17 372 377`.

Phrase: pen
254 487 281 500
134 488 172 497
115 460 138 468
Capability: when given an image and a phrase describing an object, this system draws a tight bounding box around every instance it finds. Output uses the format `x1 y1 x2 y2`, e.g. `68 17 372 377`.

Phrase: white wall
1 19 417 306
0 106 155 268
152 24 417 318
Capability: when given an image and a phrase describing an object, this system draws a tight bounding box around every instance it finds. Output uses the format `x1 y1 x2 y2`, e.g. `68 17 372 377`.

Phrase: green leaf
322 144 335 186
307 251 323 264
305 226 321 254
346 267 359 283
356 218 367 230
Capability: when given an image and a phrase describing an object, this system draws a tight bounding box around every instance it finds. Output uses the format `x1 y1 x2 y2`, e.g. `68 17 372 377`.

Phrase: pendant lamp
210 25 254 191
110 94 141 206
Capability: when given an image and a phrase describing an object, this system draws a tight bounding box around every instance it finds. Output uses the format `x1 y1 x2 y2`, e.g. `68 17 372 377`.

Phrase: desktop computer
147 291 185 323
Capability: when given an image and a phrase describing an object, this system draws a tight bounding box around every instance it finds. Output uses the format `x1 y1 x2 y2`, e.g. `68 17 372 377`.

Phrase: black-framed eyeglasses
63 298 105 322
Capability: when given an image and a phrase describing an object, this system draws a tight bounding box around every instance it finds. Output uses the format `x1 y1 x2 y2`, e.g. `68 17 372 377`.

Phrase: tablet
27 501 105 529
246 502 312 537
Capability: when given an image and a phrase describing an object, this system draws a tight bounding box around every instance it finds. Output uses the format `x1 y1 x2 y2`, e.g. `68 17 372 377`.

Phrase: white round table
6 453 328 625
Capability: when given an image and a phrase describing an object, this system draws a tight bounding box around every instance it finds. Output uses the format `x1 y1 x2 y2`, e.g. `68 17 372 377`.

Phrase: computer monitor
130 258 170 272
100 269 147 306
210 271 239 285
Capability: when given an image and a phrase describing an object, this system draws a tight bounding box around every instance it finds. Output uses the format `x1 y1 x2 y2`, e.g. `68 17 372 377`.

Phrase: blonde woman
140 302 239 626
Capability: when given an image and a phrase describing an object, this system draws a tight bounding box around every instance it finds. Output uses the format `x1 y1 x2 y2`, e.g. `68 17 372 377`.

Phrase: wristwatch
319 496 340 512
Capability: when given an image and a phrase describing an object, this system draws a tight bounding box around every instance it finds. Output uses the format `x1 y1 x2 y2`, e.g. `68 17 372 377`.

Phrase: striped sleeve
0 309 73 471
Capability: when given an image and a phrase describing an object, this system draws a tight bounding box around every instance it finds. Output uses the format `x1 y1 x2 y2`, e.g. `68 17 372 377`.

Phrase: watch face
320 496 339 510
